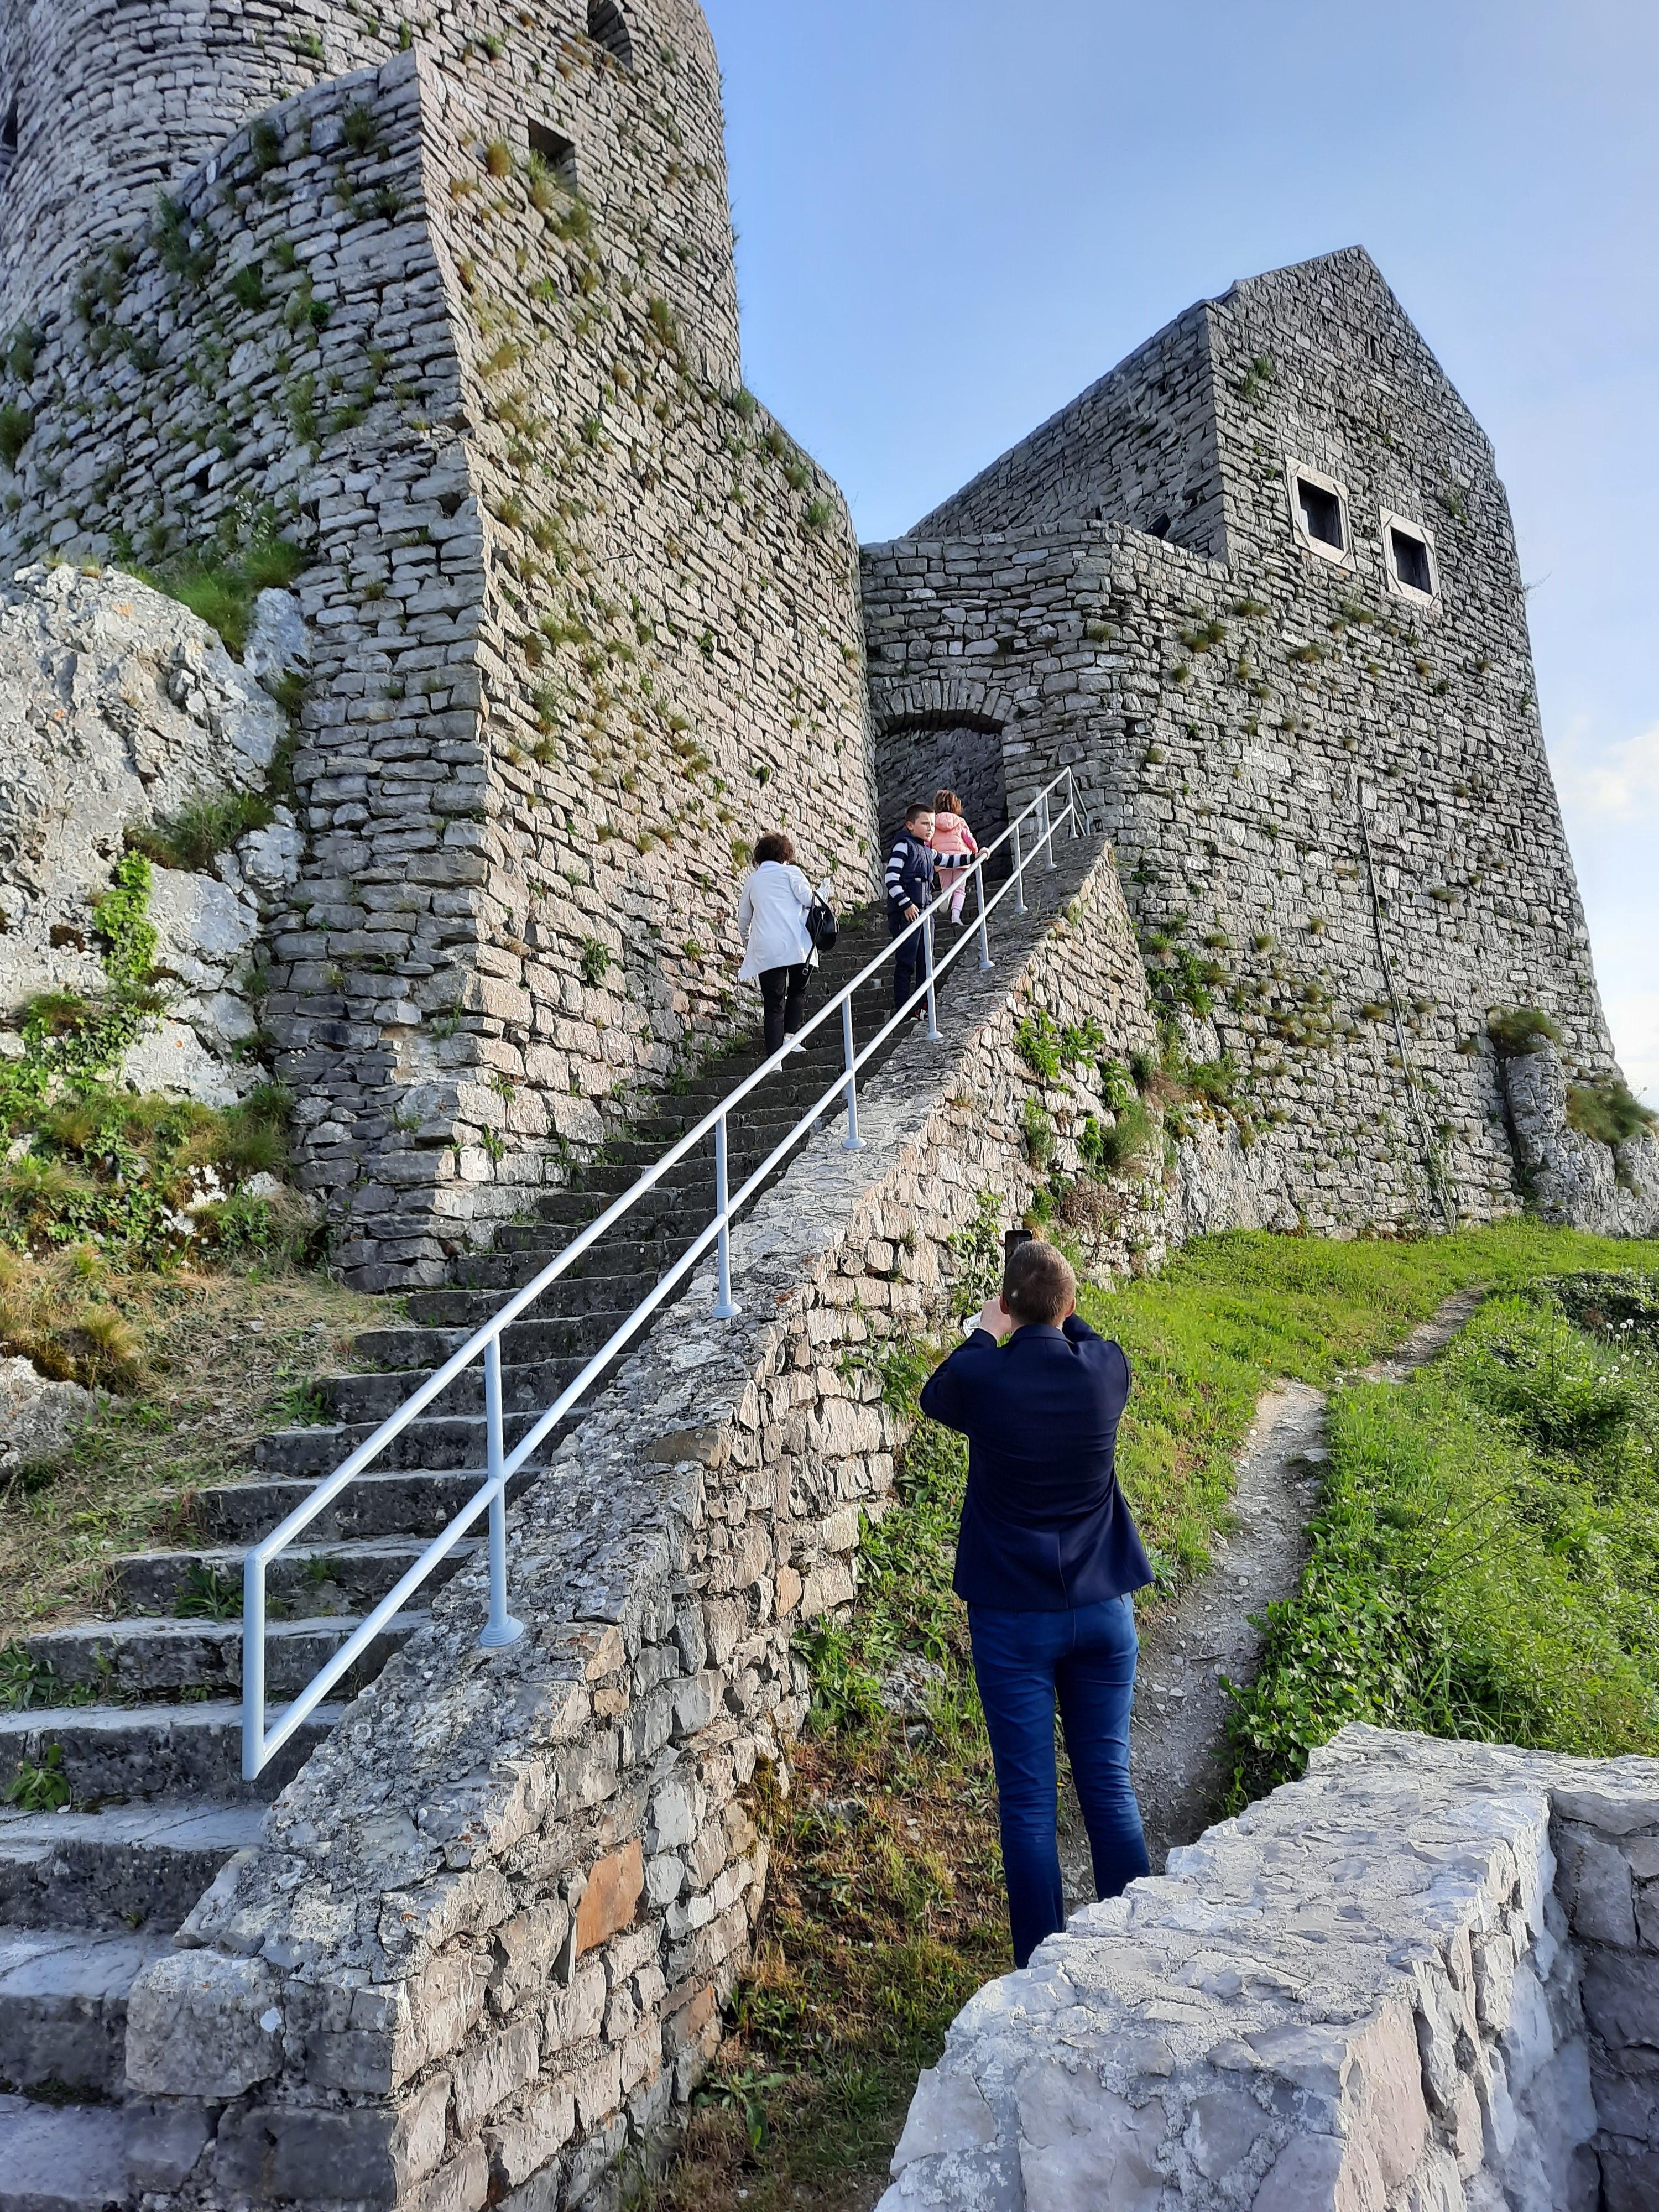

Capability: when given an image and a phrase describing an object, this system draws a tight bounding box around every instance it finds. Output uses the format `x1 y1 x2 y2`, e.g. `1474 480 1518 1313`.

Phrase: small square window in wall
528 123 577 191
1285 458 1353 569
1381 510 1439 604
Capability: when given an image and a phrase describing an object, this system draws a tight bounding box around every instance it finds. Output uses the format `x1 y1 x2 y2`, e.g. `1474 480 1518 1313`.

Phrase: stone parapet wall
879 1724 1659 2212
118 833 1165 2211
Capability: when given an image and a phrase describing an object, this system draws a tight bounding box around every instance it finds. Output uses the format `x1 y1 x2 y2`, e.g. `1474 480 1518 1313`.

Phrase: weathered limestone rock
1501 1040 1659 1237
877 1726 1659 2211
0 562 294 1103
0 1353 95 1468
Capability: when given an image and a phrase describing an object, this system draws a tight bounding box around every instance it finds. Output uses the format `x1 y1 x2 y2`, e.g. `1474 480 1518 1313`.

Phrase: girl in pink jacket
930 787 979 924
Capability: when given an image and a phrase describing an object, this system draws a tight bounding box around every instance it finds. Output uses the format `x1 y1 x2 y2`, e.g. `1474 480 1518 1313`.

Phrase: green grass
0 1261 381 1641
124 789 278 873
1229 1265 1659 1799
1090 1220 1658 1584
645 1222 1656 2211
127 537 308 658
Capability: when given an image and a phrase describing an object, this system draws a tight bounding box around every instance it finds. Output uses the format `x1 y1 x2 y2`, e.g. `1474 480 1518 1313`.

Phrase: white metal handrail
241 767 1078 1776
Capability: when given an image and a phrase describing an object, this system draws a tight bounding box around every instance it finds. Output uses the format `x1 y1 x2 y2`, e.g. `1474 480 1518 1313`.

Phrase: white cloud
1553 720 1659 821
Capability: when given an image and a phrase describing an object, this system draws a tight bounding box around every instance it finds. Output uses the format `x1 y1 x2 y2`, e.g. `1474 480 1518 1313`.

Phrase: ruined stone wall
879 1725 1659 2212
911 302 1226 560
118 837 1166 2212
865 249 1653 1238
0 0 877 1288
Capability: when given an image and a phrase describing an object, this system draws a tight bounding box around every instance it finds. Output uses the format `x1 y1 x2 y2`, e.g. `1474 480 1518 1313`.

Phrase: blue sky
702 0 1659 1104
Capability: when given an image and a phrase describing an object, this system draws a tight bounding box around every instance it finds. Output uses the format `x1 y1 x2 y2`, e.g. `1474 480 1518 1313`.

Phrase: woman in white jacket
737 831 823 1053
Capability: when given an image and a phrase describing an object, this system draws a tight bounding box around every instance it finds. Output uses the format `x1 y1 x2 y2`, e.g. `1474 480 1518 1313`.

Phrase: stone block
1581 1948 1659 2060
575 1840 644 1954
408 2142 489 2212
890 2068 998 2171
123 2098 213 2192
545 1960 607 2052
124 1949 283 2099
1557 1823 1638 1946
452 2018 541 2138
1015 2072 1165 2212
486 2081 576 2190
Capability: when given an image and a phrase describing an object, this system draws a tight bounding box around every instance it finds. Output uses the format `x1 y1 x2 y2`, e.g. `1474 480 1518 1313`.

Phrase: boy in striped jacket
885 803 937 1014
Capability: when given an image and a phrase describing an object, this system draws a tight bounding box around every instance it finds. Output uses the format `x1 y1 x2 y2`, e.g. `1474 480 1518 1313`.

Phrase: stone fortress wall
864 248 1659 1238
0 0 878 1290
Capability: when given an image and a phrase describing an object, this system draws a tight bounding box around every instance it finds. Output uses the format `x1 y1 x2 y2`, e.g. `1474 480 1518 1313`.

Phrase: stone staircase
0 905 928 2210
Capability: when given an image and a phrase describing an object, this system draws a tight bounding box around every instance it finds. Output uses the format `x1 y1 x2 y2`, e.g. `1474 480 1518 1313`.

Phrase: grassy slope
641 1222 1656 2212
0 1255 381 1650
1231 1273 1659 1796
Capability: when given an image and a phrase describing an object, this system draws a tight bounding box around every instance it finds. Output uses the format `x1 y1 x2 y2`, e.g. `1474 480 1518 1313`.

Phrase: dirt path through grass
1063 1288 1486 1892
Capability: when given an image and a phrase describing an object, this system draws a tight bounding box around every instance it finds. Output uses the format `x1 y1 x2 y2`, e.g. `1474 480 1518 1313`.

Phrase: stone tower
0 0 878 1286
864 248 1657 1235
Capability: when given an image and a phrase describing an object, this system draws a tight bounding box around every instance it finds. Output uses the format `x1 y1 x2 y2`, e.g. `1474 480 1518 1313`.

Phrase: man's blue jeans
968 1595 1150 1967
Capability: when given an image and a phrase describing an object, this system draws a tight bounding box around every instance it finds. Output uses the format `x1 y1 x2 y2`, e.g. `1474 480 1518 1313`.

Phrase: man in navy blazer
920 1237 1152 1965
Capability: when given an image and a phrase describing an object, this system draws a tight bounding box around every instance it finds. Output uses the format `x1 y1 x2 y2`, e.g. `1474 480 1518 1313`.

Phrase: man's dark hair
904 801 933 826
753 830 795 865
1003 1238 1076 1327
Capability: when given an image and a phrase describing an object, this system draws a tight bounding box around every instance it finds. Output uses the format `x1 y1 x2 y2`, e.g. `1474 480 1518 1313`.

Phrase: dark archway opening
0 95 18 187
875 714 1010 873
586 0 633 66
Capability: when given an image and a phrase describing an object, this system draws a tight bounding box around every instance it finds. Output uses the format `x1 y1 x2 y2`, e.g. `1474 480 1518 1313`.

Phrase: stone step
487 1216 702 1261
323 1352 585 1425
111 1538 474 1620
444 1238 692 1293
575 1113 836 1178
0 1704 340 1807
0 1925 173 2094
347 1313 635 1377
0 2091 128 2212
195 1470 490 1545
401 1267 658 1327
390 1277 708 1340
253 1404 556 1476
0 1803 262 1934
23 1614 425 1703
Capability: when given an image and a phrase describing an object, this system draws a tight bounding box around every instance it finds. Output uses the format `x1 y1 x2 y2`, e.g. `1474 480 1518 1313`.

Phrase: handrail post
712 1114 739 1318
922 912 941 1042
478 1335 524 1650
1067 767 1078 838
1041 789 1055 870
841 998 864 1152
1013 819 1026 915
241 1555 265 1781
975 854 993 972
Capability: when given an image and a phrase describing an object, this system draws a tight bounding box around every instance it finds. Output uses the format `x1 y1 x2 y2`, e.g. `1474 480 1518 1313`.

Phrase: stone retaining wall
119 832 1167 2211
878 1724 1659 2211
